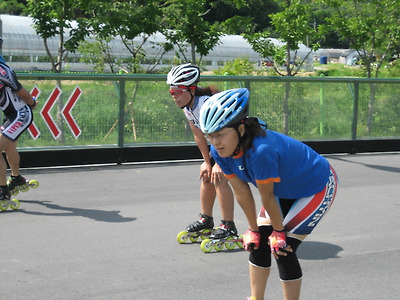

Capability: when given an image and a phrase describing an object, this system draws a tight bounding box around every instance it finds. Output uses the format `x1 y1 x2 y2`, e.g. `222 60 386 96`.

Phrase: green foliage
0 0 27 15
315 64 365 77
270 0 316 51
214 57 255 75
27 0 90 72
245 0 321 76
320 0 400 78
85 0 163 74
78 39 117 73
162 0 223 64
387 60 400 78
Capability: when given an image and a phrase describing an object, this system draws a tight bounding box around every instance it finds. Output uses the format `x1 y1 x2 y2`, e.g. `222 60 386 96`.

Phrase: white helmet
200 88 249 134
166 63 200 86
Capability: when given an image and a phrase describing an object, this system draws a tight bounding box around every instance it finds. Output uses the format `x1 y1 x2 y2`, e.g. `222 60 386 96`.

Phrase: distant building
1 14 314 72
314 48 360 65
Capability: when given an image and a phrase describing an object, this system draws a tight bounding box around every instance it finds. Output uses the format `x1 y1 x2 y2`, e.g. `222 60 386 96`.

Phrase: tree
85 0 165 74
321 0 400 134
27 0 91 143
245 0 321 77
161 0 256 65
321 0 400 79
27 0 90 73
203 0 280 34
81 0 166 141
0 0 28 16
78 38 118 73
162 0 222 65
244 0 323 134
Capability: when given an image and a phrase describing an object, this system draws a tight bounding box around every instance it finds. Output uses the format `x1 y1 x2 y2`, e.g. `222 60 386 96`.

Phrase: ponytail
195 86 219 96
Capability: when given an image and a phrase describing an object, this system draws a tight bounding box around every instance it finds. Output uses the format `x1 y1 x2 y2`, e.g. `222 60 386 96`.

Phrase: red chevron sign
41 86 62 139
61 86 82 138
28 86 41 140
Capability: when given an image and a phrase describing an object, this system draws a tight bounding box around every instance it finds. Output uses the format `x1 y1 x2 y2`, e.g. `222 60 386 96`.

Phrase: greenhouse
0 14 314 72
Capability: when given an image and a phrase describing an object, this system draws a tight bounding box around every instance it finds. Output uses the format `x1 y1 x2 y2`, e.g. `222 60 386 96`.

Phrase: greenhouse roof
0 14 314 72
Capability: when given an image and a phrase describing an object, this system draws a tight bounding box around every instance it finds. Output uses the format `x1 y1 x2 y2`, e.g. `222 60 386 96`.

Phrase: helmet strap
231 144 241 156
230 127 242 157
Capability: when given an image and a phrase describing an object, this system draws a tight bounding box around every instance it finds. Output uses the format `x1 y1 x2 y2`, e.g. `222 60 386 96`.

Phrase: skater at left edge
0 38 38 202
199 88 338 300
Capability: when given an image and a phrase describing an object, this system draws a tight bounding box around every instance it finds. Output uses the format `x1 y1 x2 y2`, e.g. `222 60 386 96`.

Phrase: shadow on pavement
18 200 137 223
298 241 343 260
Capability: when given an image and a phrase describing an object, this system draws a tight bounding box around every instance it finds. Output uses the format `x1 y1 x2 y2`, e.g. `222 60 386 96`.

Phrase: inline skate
200 220 244 253
7 175 39 196
176 214 214 244
0 187 19 211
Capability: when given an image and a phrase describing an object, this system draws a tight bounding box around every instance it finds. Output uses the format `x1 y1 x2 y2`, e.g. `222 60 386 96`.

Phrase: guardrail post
118 79 126 149
244 79 251 91
320 79 325 136
351 82 359 141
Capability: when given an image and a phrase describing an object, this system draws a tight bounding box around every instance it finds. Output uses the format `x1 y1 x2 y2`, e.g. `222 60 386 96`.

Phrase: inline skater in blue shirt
199 88 338 300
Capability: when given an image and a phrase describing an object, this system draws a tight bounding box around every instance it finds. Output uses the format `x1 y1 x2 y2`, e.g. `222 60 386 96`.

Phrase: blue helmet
200 88 249 133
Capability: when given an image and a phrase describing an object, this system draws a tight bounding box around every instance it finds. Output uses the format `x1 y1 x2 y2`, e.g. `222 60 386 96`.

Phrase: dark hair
233 117 267 153
195 85 219 96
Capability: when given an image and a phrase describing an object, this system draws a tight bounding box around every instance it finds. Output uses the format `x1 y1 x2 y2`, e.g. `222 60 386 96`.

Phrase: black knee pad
249 225 273 268
275 236 303 281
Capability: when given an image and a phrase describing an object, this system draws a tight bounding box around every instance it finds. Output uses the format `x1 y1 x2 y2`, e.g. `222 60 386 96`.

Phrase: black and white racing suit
0 62 33 141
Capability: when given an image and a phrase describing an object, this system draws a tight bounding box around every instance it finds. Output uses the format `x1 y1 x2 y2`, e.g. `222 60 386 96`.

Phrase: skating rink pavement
1 152 399 300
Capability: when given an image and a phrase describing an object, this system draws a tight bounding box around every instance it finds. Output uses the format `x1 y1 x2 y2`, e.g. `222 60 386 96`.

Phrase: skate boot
209 220 238 239
0 186 20 211
0 187 11 201
7 175 39 196
200 220 244 253
177 214 214 244
186 214 214 233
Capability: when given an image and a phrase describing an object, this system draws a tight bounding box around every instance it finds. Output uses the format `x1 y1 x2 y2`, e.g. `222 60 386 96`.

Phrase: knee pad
275 236 303 281
249 225 273 268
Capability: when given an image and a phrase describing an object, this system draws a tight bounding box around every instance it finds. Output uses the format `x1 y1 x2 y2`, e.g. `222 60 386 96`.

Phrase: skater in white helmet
200 88 338 300
167 63 237 240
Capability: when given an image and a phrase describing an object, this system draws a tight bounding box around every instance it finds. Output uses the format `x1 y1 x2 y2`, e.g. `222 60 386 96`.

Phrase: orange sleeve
224 173 237 179
255 177 281 185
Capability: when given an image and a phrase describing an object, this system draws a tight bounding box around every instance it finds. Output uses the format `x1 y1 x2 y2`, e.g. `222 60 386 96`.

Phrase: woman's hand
199 161 212 182
268 230 293 259
210 163 224 185
243 228 261 252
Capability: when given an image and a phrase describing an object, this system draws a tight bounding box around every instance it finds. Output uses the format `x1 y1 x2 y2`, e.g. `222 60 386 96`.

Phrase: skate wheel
29 180 39 189
0 200 10 211
177 231 189 244
200 239 213 253
225 237 236 250
189 236 199 243
10 199 20 210
236 235 244 249
10 188 19 196
200 229 211 240
19 184 29 192
214 241 224 252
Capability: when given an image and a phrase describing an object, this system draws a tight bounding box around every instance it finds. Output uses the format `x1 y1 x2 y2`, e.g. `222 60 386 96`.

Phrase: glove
268 230 287 253
243 229 261 252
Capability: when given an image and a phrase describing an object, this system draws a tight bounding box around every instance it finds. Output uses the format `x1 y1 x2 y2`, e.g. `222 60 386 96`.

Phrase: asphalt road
1 152 399 300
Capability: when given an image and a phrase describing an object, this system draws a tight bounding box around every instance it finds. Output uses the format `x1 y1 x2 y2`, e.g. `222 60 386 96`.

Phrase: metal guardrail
14 73 400 167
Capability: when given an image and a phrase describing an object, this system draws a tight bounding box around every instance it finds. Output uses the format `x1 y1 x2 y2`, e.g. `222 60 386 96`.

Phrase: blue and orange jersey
211 130 331 199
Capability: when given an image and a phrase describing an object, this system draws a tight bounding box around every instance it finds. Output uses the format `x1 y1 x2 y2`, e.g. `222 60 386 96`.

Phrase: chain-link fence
13 74 400 150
